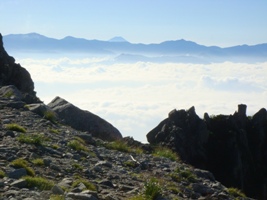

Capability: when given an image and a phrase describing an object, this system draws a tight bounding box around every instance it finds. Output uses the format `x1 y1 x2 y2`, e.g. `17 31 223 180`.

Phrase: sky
0 0 267 47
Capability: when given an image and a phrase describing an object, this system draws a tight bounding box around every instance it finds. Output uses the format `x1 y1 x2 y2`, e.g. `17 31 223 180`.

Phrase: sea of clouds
15 55 267 142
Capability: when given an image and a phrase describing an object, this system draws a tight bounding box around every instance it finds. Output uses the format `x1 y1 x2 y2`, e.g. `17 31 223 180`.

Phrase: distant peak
108 36 128 43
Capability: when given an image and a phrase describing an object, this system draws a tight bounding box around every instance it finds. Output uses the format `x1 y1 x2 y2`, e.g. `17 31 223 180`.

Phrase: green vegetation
228 187 246 198
72 163 83 170
17 133 48 145
32 158 44 166
49 195 64 200
51 144 60 149
123 160 137 168
144 178 163 200
105 140 131 152
72 178 96 191
129 178 163 200
6 123 26 133
170 168 197 183
67 139 88 152
23 176 54 190
11 158 35 176
4 91 14 98
0 170 6 178
49 128 60 134
44 111 56 123
153 146 179 161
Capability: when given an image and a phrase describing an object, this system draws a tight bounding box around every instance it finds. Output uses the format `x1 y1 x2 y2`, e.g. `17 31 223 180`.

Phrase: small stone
67 192 98 200
10 179 27 188
51 184 64 195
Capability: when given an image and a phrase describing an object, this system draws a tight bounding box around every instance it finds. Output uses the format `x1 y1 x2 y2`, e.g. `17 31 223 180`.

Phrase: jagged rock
47 96 122 141
7 168 27 179
147 106 209 167
66 192 98 200
0 34 40 103
147 104 267 199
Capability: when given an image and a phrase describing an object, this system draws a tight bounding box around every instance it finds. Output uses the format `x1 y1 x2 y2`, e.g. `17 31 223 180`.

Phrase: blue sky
1 0 267 46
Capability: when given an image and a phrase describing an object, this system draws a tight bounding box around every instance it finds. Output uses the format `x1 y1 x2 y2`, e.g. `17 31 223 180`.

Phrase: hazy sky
1 0 267 46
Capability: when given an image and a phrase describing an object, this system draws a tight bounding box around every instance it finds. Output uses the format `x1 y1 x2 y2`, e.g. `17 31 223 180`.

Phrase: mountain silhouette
3 33 267 63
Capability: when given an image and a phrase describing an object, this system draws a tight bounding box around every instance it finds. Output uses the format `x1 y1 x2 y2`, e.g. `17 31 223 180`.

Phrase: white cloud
17 56 267 142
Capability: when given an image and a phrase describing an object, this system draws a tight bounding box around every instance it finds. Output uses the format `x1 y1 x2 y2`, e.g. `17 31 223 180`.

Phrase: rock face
147 104 267 199
0 33 39 103
48 96 122 141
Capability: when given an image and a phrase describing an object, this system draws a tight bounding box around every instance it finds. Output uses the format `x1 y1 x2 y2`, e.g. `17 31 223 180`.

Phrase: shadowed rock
48 96 122 141
147 104 267 199
0 33 40 103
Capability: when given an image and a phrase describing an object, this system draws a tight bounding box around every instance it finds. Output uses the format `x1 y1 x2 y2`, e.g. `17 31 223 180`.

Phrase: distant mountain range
3 33 267 63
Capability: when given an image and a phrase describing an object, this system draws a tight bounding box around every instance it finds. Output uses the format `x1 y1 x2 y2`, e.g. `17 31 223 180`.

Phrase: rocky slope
0 95 252 200
147 105 267 199
0 33 253 199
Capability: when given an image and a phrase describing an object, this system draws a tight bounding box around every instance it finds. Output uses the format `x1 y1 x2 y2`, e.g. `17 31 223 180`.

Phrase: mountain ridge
3 33 267 58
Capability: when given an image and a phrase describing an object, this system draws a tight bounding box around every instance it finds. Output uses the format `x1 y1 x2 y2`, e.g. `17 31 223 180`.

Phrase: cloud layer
17 56 267 142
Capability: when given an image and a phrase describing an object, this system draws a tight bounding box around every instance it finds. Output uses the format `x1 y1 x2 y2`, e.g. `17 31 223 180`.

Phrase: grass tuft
0 170 6 178
11 158 35 176
17 133 48 145
153 146 179 161
32 158 44 166
105 140 131 153
72 178 96 191
44 111 57 123
67 139 88 152
23 176 54 190
6 123 26 133
228 187 246 197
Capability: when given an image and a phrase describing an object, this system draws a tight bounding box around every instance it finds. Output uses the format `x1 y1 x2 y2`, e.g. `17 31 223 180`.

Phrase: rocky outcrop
0 96 250 200
48 96 122 141
0 33 39 103
147 105 267 199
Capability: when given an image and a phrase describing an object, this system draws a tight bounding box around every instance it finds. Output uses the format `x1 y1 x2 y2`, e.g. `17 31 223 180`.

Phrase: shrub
11 158 35 176
32 158 44 166
51 144 60 149
6 123 26 133
67 139 88 152
17 133 48 145
228 187 246 197
153 146 179 161
72 178 96 191
23 176 54 190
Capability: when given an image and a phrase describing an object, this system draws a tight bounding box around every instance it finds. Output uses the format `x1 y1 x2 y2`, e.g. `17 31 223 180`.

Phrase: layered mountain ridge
3 33 267 63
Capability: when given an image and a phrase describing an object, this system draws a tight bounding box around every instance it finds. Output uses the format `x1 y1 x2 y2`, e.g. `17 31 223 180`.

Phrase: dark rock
146 104 267 199
7 168 27 179
0 34 40 103
47 96 122 141
10 179 27 188
147 106 209 168
51 185 64 195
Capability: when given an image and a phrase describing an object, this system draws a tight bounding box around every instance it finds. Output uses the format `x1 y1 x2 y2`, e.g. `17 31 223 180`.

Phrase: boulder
47 96 122 141
0 33 40 103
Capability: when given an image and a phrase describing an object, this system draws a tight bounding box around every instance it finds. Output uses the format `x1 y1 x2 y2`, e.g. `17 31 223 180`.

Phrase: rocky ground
0 96 252 200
